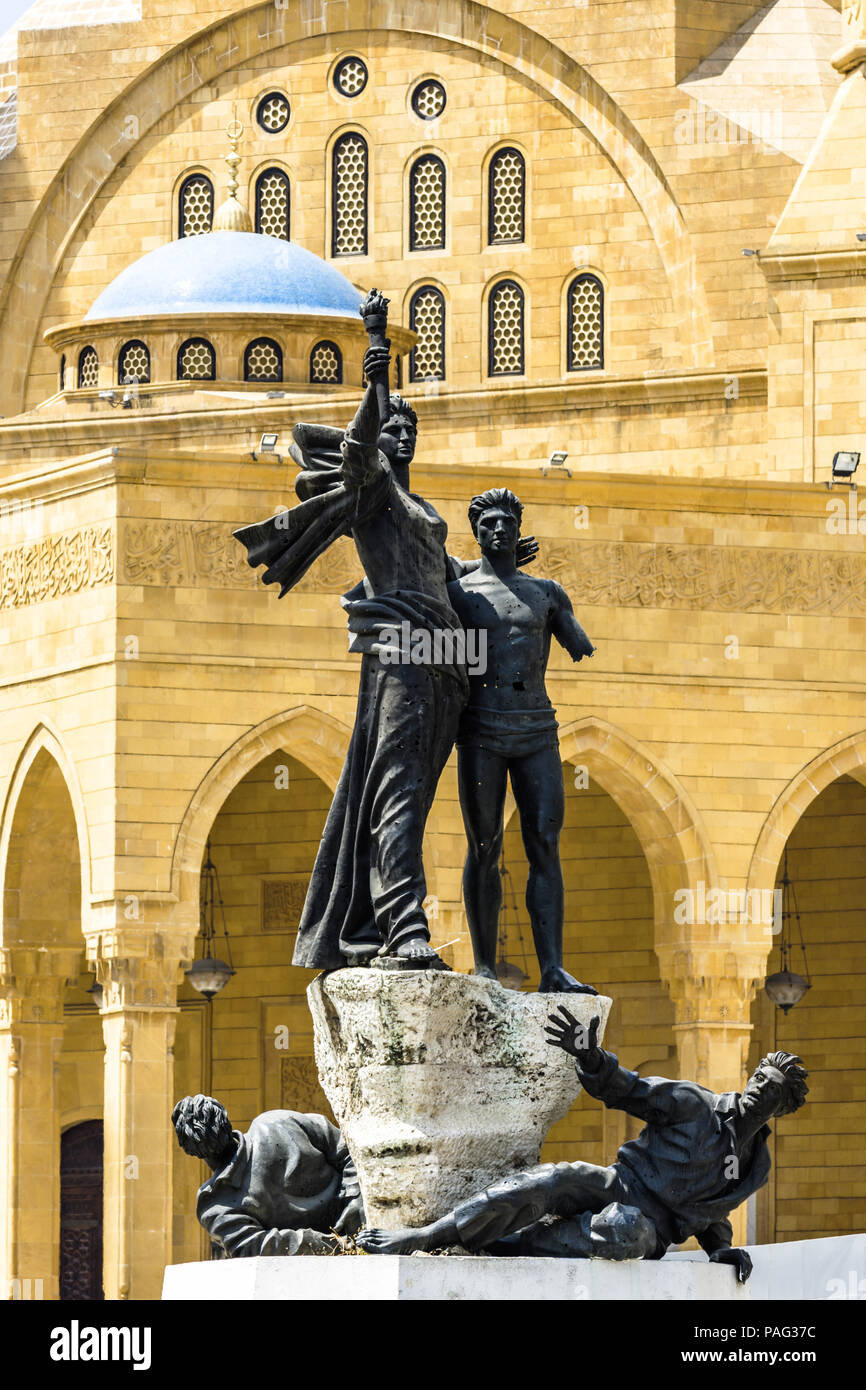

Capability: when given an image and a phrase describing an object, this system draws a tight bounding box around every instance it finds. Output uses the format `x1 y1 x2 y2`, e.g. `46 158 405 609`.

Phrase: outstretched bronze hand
516 535 539 568
545 1007 601 1066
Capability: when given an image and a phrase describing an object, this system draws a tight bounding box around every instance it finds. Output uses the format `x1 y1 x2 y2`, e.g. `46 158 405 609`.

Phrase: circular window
256 92 290 133
411 79 446 121
333 56 368 97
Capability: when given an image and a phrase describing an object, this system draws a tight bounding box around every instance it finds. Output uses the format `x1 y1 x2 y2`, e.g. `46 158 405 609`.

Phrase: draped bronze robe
234 423 468 968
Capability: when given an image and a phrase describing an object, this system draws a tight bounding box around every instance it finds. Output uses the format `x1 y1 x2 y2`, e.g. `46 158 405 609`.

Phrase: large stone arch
747 730 866 899
0 722 92 945
169 705 349 922
557 715 718 948
0 0 714 413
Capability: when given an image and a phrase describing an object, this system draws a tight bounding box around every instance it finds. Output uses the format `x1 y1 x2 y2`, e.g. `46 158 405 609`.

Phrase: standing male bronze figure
448 489 597 993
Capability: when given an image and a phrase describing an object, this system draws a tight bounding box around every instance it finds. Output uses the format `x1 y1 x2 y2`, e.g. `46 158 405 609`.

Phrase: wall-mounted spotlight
98 389 120 407
856 234 866 243
741 248 760 258
830 451 860 489
543 450 571 478
251 431 281 461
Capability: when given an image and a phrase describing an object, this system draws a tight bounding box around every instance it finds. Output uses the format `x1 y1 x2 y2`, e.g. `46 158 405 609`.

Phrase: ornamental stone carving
542 539 866 617
116 520 866 616
0 524 114 610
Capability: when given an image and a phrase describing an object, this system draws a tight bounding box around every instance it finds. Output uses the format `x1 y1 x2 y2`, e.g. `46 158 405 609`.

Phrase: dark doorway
59 1120 104 1300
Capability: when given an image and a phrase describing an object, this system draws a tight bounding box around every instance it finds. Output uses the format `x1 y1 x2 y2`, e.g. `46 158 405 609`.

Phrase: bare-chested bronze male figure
448 489 597 994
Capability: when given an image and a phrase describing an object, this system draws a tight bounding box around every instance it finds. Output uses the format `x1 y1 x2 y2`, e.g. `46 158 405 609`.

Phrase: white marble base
163 1252 741 1301
163 1233 866 1301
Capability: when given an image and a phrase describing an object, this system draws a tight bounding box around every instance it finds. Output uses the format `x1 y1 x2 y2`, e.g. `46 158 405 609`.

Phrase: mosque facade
0 0 865 1299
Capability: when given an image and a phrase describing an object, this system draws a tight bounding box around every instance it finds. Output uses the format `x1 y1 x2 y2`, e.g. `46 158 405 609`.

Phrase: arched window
488 280 524 376
409 286 445 382
567 274 604 371
179 173 214 238
488 147 525 245
77 346 98 388
118 340 150 385
177 337 215 381
59 354 66 391
244 337 283 383
255 168 290 240
409 154 446 252
332 133 368 256
310 340 343 385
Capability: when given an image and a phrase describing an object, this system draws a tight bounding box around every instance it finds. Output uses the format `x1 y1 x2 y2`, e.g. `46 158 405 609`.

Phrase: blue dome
84 232 366 321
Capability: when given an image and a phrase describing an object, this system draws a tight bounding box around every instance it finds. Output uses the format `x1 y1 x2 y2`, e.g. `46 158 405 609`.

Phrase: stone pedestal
163 1233 866 1301
307 969 611 1228
162 1252 743 1302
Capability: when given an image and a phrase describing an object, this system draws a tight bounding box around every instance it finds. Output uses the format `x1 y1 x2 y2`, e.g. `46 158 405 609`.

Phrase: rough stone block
308 968 611 1227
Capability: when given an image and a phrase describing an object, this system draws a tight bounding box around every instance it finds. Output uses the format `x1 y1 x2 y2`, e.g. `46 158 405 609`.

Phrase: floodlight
832 451 860 480
543 450 571 477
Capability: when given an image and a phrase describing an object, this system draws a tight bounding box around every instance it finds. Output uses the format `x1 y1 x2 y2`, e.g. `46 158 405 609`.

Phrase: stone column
0 947 79 1301
88 927 193 1301
657 943 769 1247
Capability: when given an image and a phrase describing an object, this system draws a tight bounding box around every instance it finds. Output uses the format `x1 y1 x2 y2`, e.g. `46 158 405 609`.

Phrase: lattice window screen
409 288 445 382
489 148 525 244
78 347 98 388
332 134 368 255
180 175 214 237
245 339 283 382
255 169 290 240
334 57 368 96
568 275 604 370
489 281 524 375
119 341 150 384
310 341 342 384
410 156 445 251
412 80 446 120
257 93 290 133
178 338 215 380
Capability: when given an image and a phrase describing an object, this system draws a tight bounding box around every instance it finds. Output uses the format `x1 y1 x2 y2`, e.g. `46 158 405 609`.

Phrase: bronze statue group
174 294 808 1282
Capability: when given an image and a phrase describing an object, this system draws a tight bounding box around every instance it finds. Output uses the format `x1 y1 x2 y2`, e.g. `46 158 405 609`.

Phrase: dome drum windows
310 341 343 385
177 337 216 382
409 287 445 383
488 148 525 245
332 133 368 257
488 280 525 377
244 338 283 383
179 173 214 238
255 168 290 241
118 340 150 385
256 92 290 133
333 57 368 97
77 346 98 389
409 155 446 252
567 274 604 372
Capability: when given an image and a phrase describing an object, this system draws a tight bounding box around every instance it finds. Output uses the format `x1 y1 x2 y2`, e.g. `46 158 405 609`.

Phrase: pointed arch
557 715 718 944
747 730 866 898
169 705 351 911
0 722 92 943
